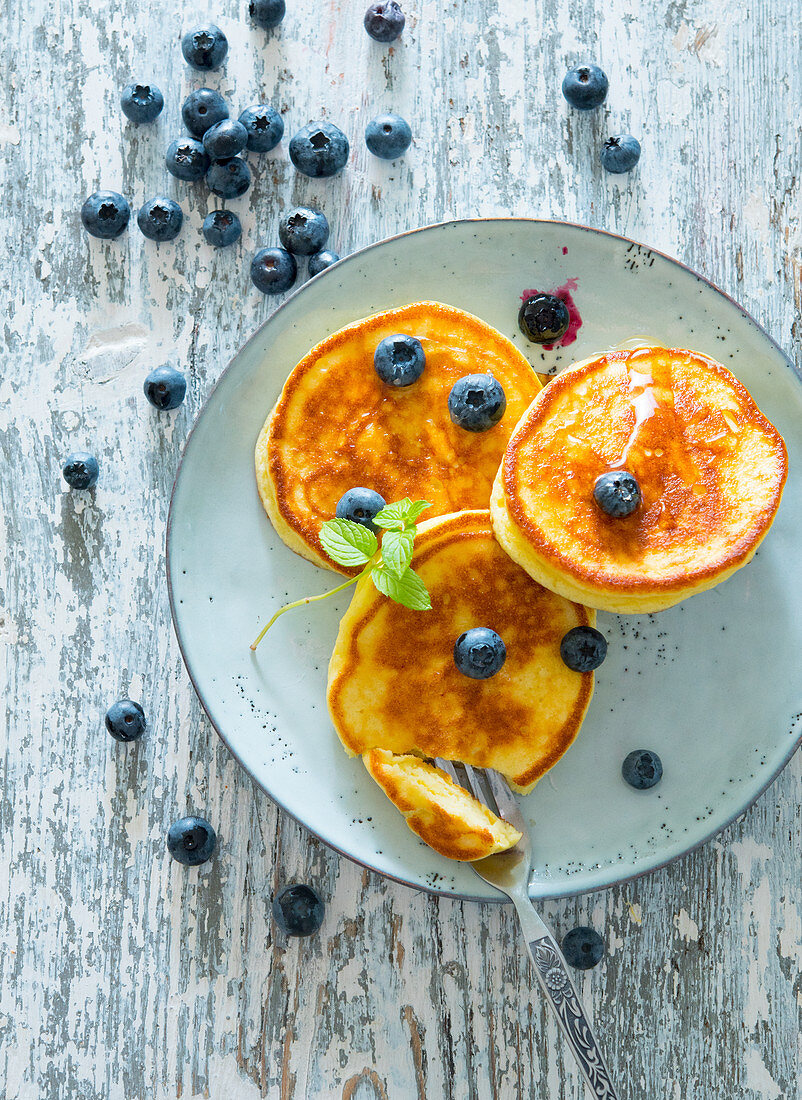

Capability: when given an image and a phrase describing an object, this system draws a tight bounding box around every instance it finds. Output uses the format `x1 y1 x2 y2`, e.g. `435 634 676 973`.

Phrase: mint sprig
250 498 433 650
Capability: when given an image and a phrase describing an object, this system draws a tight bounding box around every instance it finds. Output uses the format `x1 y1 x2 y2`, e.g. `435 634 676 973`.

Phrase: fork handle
511 896 620 1100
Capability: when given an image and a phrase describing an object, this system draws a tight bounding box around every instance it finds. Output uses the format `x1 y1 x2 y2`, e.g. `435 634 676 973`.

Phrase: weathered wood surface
2 0 801 1096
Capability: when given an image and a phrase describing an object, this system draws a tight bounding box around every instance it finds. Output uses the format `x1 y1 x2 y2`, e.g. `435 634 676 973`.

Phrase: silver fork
434 759 620 1100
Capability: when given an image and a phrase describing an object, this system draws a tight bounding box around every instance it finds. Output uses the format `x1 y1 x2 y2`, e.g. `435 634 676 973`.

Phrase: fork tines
433 757 515 823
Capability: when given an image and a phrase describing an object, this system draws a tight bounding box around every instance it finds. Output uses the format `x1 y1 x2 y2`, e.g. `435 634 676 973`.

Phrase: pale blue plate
167 219 802 901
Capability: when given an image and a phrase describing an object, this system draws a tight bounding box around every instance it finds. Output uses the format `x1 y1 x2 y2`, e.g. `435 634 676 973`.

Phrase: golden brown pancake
327 510 595 793
492 346 788 613
256 302 541 573
363 750 522 861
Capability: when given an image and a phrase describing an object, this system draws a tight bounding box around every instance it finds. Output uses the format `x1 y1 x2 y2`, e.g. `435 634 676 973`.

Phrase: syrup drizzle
610 369 659 468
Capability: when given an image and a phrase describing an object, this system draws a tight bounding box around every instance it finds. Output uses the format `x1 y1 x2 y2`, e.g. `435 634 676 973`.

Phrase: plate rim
166 216 802 902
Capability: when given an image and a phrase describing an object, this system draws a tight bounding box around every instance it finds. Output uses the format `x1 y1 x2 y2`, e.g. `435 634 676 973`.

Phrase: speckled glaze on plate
166 219 802 901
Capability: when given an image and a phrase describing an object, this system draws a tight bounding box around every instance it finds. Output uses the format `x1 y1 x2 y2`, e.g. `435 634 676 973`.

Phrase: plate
167 219 802 901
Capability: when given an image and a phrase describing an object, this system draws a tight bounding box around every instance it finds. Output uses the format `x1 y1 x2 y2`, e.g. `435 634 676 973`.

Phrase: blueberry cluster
561 64 641 175
81 5 413 296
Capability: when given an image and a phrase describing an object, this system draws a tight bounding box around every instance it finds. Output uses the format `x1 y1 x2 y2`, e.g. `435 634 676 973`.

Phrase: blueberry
181 88 229 137
202 209 242 248
448 374 506 432
202 118 248 160
105 699 146 742
239 104 284 152
336 487 386 530
365 113 412 160
271 883 325 937
559 626 607 672
137 197 183 241
121 83 164 124
622 749 663 790
165 138 210 181
278 206 329 255
308 249 340 277
249 0 286 29
143 365 187 410
364 1 405 42
561 65 609 110
251 247 297 294
289 121 349 178
454 627 507 680
80 191 130 239
561 926 604 970
518 294 570 344
181 24 228 71
206 157 251 198
593 470 641 517
167 816 217 866
62 452 99 490
601 135 641 174
373 334 425 386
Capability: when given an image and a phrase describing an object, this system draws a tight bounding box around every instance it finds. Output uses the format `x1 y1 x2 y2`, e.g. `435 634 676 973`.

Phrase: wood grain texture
1 0 801 1096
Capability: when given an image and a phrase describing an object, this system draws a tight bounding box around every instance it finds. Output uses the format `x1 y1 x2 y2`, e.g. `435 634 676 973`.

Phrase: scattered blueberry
593 470 642 517
518 294 570 344
448 374 506 431
336 487 386 531
561 926 604 970
165 138 210 181
289 121 349 178
278 206 330 255
251 247 297 294
120 83 164 124
561 65 609 110
600 135 641 174
374 333 425 387
249 0 286 29
182 88 229 137
143 365 187 410
239 104 284 152
62 452 99 490
622 749 663 790
560 626 607 672
203 118 248 160
364 1 405 42
167 816 217 866
454 627 507 680
206 157 252 198
365 113 412 160
80 191 130 239
181 24 228 71
308 249 340 277
105 699 146 742
271 883 325 937
202 209 242 248
137 197 183 241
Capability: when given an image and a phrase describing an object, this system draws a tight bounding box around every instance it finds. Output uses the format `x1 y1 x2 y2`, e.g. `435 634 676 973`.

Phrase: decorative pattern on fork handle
529 936 620 1100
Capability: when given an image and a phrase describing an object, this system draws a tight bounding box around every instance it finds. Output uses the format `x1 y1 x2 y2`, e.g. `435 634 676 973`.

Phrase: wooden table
4 0 801 1096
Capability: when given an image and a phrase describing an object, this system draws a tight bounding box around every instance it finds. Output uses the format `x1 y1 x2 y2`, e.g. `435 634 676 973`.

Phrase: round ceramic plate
167 219 802 901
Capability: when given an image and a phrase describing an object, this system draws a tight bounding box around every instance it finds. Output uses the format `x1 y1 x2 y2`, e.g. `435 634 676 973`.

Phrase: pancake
363 750 522 861
327 510 595 794
491 346 788 613
256 302 541 573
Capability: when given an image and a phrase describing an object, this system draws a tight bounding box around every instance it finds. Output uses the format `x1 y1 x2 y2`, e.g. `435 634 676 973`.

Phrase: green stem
250 571 366 651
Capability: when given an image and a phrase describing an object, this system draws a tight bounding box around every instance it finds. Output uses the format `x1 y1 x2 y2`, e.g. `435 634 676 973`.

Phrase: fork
434 759 620 1100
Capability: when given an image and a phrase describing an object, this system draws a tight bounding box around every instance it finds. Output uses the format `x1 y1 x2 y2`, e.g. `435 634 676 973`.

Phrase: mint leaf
374 498 432 531
380 528 415 578
320 519 377 567
370 563 432 611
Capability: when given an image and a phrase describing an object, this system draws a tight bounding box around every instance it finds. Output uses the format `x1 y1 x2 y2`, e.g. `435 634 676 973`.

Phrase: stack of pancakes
256 302 787 862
